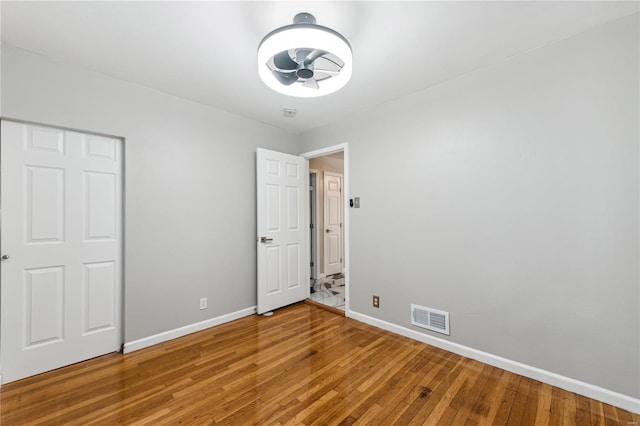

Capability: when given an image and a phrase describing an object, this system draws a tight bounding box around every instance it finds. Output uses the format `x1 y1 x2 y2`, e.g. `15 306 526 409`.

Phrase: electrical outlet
373 295 380 308
200 297 207 310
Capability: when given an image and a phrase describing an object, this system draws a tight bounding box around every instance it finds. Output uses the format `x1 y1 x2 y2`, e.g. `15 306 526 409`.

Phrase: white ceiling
2 1 638 134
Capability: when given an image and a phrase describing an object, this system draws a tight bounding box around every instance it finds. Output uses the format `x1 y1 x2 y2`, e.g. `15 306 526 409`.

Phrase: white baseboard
124 306 257 354
348 310 640 414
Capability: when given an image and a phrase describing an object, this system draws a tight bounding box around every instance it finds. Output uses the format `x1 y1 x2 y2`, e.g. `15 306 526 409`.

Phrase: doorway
301 145 348 313
255 144 349 315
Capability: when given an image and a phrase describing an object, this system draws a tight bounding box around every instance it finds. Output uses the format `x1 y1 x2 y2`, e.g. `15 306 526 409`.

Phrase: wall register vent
411 304 450 335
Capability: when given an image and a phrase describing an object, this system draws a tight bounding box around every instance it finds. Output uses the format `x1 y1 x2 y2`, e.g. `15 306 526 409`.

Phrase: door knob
326 229 330 233
1 254 9 260
260 237 273 243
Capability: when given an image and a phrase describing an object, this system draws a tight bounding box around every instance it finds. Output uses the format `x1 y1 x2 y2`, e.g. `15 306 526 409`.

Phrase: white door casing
0 121 123 383
309 171 318 280
323 172 342 276
256 148 308 314
300 144 349 314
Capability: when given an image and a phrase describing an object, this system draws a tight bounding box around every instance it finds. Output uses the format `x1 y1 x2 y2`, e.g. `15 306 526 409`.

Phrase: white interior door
1 121 123 383
256 148 308 314
323 172 342 276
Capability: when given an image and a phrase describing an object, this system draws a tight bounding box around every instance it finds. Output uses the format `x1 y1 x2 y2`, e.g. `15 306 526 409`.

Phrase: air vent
411 304 450 335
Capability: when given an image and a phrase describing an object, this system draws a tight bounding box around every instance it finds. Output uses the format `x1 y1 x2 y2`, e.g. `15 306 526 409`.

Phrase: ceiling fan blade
302 78 319 89
295 48 313 62
273 51 298 70
313 72 334 81
314 68 340 76
314 56 342 71
272 70 298 86
304 49 327 64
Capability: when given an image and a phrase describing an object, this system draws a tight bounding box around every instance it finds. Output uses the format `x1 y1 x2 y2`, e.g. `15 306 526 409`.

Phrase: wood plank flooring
1 303 638 425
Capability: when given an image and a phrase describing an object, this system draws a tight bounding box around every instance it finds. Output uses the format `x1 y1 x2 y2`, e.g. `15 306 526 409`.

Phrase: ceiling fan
257 13 353 97
268 47 344 90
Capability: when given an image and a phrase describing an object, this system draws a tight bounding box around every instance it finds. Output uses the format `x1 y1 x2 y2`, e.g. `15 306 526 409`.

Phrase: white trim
123 306 257 354
303 160 311 302
309 169 319 282
348 310 640 414
300 143 350 316
300 144 347 159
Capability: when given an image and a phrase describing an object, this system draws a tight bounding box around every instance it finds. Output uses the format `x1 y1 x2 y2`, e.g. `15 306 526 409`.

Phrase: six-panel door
324 172 342 276
0 121 123 383
256 148 308 314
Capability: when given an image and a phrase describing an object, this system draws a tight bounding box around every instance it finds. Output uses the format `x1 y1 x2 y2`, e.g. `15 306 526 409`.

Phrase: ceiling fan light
258 21 352 98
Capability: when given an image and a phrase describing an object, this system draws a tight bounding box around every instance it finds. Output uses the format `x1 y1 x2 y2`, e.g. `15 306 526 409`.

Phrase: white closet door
1 121 123 383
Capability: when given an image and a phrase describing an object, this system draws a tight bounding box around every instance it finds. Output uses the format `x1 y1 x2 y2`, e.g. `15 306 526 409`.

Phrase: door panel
287 244 300 288
266 246 281 294
1 120 123 384
85 172 117 240
257 148 308 313
84 261 117 333
85 135 117 160
286 186 299 230
327 235 339 264
323 172 342 275
28 125 65 153
25 266 65 346
26 166 66 243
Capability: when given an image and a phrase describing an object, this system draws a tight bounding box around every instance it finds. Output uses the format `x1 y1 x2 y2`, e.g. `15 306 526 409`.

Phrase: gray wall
299 14 639 398
1 44 298 341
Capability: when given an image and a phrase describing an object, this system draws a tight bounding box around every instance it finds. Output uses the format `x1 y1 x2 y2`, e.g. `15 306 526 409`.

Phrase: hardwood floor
1 303 637 425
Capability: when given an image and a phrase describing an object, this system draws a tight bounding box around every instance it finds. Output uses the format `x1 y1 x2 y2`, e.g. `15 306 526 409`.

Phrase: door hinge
340 223 342 228
310 261 314 267
310 223 314 229
340 258 343 263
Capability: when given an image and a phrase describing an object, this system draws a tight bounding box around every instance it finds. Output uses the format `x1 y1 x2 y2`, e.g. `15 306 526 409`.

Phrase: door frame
0 118 126 383
300 143 350 316
309 169 319 280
